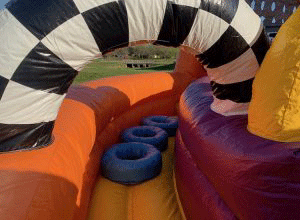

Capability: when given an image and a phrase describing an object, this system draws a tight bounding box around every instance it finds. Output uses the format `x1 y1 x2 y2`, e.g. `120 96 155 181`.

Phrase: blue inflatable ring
142 115 178 137
101 142 162 185
122 126 168 152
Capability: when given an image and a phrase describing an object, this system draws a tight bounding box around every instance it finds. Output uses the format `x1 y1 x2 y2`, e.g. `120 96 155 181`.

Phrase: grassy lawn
74 58 176 84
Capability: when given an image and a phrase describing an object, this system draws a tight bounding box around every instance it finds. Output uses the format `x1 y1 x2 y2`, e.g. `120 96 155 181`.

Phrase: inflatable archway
0 0 269 151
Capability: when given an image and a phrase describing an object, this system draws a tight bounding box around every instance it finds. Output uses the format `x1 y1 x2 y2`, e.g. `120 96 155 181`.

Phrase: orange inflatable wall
0 49 205 220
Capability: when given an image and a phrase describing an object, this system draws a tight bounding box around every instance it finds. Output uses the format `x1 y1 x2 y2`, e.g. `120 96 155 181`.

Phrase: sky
0 0 7 9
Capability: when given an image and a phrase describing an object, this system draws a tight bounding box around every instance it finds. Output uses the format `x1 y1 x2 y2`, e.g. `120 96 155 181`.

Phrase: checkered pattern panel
200 0 239 23
11 42 78 95
0 80 66 124
0 0 269 151
125 0 168 43
0 9 40 80
154 1 199 47
0 76 9 100
187 0 270 115
0 122 54 152
7 0 80 40
81 0 129 53
251 27 270 64
206 48 259 84
211 78 254 103
197 25 250 68
41 14 101 71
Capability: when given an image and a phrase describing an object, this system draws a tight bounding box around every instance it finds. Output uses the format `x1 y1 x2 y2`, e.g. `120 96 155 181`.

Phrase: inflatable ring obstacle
122 126 168 152
142 115 179 137
101 142 162 185
0 0 269 151
89 126 181 220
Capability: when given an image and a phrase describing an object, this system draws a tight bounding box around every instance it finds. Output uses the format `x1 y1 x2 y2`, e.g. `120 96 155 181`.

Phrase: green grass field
74 59 176 84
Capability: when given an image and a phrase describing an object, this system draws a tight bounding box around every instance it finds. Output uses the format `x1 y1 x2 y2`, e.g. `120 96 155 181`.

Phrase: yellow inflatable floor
88 137 185 220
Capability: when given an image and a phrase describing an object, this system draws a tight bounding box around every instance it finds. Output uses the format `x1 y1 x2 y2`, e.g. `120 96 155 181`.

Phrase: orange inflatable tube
0 49 205 220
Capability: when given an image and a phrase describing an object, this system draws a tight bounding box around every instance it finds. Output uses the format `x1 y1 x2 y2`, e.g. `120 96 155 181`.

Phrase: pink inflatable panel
175 77 300 220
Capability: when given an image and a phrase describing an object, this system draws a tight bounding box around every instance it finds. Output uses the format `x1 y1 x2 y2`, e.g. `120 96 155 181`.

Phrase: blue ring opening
115 147 147 160
151 117 169 124
132 127 157 137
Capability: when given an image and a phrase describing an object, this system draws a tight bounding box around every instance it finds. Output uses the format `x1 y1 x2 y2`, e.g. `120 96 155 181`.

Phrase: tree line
105 44 179 59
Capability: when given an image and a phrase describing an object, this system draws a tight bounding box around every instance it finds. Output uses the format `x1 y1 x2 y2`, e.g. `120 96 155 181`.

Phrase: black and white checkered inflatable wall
0 0 269 152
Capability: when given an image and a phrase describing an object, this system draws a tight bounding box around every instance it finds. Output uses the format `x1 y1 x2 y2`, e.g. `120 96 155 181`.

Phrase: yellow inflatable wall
248 8 300 142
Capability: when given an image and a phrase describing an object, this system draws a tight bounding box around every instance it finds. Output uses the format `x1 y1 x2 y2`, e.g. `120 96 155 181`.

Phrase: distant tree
104 44 179 60
128 47 134 56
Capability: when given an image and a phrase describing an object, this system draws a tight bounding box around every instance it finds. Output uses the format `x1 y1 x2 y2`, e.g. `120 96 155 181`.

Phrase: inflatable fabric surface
176 77 300 220
248 7 300 142
175 131 238 220
0 0 269 151
88 137 184 220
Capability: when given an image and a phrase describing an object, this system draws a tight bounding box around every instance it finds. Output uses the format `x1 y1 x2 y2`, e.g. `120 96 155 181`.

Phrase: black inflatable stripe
82 0 129 53
200 0 239 23
7 0 80 40
155 1 199 47
0 76 9 100
197 26 250 68
210 78 254 103
251 29 270 64
0 121 54 152
11 42 78 95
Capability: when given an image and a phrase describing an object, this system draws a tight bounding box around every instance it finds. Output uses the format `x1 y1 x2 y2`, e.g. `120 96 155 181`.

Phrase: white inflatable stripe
183 9 229 53
73 0 117 13
125 0 167 43
169 0 201 8
0 9 39 79
230 0 262 45
0 81 65 124
0 8 9 27
206 48 259 84
42 14 101 71
250 23 264 47
210 97 250 116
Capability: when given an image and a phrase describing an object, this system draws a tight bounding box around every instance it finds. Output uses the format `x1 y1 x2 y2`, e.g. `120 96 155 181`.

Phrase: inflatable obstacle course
0 0 300 219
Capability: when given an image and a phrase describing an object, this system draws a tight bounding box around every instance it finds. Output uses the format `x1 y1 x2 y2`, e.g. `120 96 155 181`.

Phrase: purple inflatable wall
175 77 300 220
